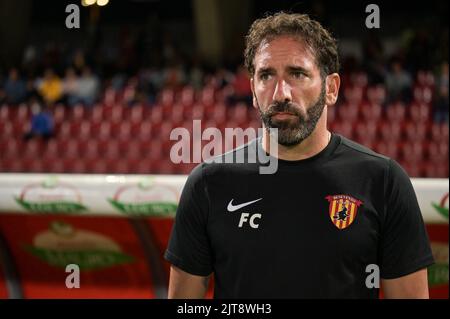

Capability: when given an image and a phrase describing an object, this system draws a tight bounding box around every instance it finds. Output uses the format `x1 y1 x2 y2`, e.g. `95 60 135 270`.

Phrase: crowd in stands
0 26 448 177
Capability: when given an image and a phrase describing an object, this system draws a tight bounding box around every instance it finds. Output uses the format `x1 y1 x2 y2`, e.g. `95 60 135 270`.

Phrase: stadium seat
409 103 431 123
366 85 386 105
416 70 435 88
360 102 382 122
354 121 378 142
400 161 423 177
413 85 433 104
400 141 425 162
330 121 354 139
178 86 195 108
423 161 448 178
427 141 449 163
375 140 400 159
404 121 428 141
343 86 364 104
431 122 449 142
337 103 359 122
379 120 403 142
386 102 406 123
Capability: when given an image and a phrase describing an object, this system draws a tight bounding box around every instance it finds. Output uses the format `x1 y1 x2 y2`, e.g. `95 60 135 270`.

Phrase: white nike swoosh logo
227 198 263 212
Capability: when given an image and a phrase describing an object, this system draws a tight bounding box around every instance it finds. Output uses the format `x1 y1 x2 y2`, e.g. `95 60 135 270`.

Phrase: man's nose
273 79 292 102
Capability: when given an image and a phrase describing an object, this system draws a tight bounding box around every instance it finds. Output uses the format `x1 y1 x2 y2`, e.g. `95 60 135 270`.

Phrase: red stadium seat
409 103 431 123
129 105 145 122
70 105 86 121
150 106 163 124
23 139 44 159
52 106 66 123
404 121 428 141
104 141 120 160
0 122 13 137
379 120 403 142
198 86 216 107
400 141 425 162
178 86 195 108
423 161 448 178
354 121 378 142
15 104 30 122
231 103 249 125
431 122 449 142
413 85 433 104
427 141 448 163
171 103 186 125
0 158 23 172
135 161 154 174
337 103 359 122
386 102 406 123
57 122 71 139
62 158 86 173
2 140 22 159
210 103 227 124
360 102 382 122
366 85 386 105
375 140 400 159
330 121 354 139
349 71 369 88
158 88 175 107
416 70 435 87
85 158 108 174
400 161 423 177
0 106 10 121
109 159 130 174
343 86 364 104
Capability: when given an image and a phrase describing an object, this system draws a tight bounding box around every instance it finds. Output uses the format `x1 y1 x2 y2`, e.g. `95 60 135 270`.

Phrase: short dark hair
244 12 339 78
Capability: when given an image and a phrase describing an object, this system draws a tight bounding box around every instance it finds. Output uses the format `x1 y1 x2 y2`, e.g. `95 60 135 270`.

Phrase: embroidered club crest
325 195 363 230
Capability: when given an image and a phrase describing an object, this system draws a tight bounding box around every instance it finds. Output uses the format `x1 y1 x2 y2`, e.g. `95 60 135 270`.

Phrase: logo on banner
325 195 363 230
432 192 449 220
108 177 179 217
15 176 87 214
25 221 134 270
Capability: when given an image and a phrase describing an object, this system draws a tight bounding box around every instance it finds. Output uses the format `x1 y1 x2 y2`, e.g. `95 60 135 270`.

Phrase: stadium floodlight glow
96 0 110 6
81 0 96 6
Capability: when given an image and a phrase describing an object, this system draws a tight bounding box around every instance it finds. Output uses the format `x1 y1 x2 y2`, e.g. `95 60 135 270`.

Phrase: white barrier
0 173 448 223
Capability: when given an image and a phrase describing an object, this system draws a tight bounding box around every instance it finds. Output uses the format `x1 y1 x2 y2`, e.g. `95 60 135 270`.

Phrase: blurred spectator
3 68 27 105
137 67 162 104
385 59 412 103
72 66 99 107
23 99 54 141
433 62 449 123
188 57 204 90
37 69 63 106
63 67 79 107
214 67 234 90
163 62 186 89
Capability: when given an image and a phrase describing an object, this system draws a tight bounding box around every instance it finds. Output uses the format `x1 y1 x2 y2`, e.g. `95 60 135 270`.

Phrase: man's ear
250 78 258 110
325 73 340 106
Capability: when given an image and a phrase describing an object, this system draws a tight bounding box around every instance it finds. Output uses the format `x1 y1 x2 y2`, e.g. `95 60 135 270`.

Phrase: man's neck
261 119 331 161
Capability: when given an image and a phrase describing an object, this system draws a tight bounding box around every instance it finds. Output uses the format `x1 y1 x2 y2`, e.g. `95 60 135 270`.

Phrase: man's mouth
271 112 297 120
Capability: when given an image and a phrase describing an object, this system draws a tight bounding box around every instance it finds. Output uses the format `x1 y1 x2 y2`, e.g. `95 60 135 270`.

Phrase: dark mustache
267 101 302 117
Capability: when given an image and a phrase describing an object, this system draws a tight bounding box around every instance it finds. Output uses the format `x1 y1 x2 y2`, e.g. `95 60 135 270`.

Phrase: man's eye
292 72 305 79
259 73 271 81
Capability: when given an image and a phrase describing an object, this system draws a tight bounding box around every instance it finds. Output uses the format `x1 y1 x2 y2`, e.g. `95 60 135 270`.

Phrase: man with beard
165 12 434 299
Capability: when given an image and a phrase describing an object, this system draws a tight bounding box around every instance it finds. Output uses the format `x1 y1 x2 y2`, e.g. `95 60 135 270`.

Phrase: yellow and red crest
325 195 363 230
